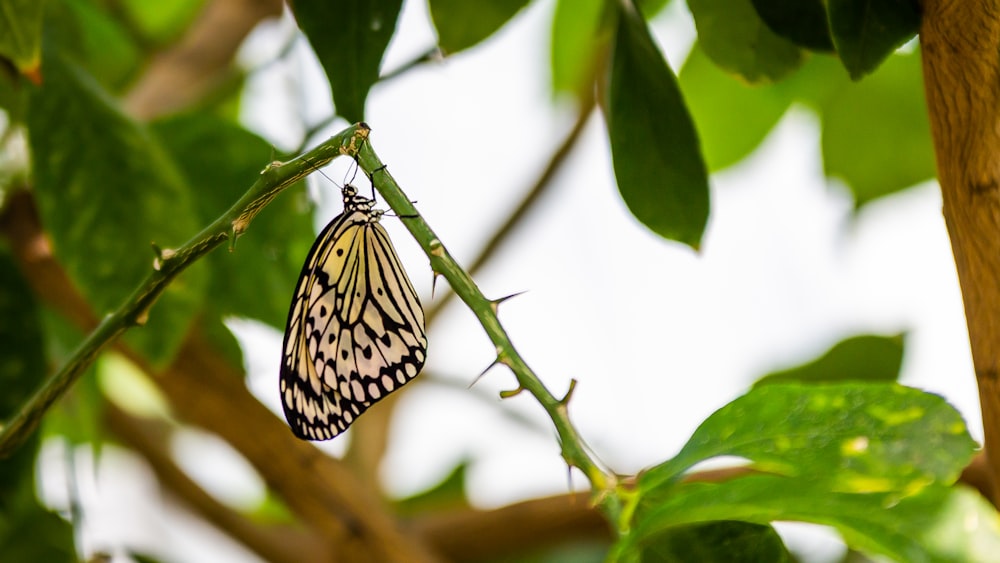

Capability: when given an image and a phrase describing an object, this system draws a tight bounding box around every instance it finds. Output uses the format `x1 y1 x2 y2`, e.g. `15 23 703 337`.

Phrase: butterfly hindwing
280 186 426 440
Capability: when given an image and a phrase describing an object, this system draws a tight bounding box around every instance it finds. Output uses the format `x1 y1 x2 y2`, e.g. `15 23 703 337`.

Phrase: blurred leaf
0 502 75 562
631 480 1000 562
97 353 172 420
44 364 105 451
637 521 791 563
152 112 316 329
198 314 244 372
551 0 606 95
641 383 974 494
678 44 792 171
395 460 469 516
627 384 990 561
0 247 74 561
26 53 205 365
0 0 45 74
750 0 833 51
820 51 934 205
0 246 46 418
687 0 804 83
430 0 530 54
290 0 402 122
118 0 204 45
827 0 920 80
606 3 709 248
50 0 142 91
637 0 673 18
754 333 905 387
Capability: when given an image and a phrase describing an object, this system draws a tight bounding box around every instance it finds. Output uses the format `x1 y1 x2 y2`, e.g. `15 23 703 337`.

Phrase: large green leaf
750 0 833 52
754 333 905 387
26 53 205 365
0 0 45 73
687 0 804 83
820 51 934 205
625 383 990 561
827 0 920 80
152 113 315 329
289 0 402 122
430 0 530 54
641 383 974 492
606 3 709 248
629 480 1000 562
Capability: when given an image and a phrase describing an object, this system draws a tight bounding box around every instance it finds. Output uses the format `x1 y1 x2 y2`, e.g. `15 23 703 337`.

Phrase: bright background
40 1 978 561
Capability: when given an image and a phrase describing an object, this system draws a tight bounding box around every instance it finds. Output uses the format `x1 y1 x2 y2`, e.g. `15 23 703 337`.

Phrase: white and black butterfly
280 184 426 440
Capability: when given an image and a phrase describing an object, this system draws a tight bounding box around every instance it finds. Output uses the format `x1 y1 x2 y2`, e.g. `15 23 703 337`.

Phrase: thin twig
356 138 621 523
0 123 371 459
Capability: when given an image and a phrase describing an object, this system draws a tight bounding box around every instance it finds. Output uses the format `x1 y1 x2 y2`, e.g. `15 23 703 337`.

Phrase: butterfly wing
280 207 426 440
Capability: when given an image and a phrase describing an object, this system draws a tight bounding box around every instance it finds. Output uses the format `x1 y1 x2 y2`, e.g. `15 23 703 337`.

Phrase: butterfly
280 183 426 440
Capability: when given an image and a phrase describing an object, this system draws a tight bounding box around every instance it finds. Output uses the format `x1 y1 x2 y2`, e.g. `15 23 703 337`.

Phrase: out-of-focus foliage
0 0 985 561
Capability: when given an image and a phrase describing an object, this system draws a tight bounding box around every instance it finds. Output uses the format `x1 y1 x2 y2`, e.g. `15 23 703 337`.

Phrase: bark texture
921 0 1000 504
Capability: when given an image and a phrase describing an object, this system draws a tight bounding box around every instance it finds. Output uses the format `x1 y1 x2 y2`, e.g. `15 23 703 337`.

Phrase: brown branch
413 492 610 562
921 0 1000 506
123 0 284 119
104 402 328 563
0 190 442 563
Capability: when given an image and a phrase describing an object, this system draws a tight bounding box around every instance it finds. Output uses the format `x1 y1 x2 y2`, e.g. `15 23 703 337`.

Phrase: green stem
356 142 621 520
0 123 371 459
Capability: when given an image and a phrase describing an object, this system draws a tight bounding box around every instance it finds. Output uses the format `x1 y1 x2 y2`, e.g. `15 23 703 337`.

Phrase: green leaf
0 247 75 562
606 3 709 248
47 0 142 91
630 480 1000 562
551 0 607 95
687 0 804 83
0 501 75 562
754 333 905 387
430 0 530 54
117 0 204 45
0 246 46 419
0 0 45 73
636 521 791 563
820 51 934 205
750 0 833 52
395 460 470 517
678 44 793 171
626 384 990 562
152 113 315 328
641 383 974 493
826 0 920 80
26 53 205 365
289 0 402 122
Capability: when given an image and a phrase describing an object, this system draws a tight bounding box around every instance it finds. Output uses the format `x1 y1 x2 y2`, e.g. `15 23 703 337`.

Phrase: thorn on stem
499 386 524 399
490 290 527 313
558 379 578 406
469 358 501 388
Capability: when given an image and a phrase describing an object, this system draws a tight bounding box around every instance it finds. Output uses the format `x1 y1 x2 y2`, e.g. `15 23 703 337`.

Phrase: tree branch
124 0 284 120
104 403 328 563
921 0 1000 505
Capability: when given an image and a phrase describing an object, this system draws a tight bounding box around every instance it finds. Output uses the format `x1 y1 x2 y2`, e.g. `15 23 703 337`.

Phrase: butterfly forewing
280 186 426 440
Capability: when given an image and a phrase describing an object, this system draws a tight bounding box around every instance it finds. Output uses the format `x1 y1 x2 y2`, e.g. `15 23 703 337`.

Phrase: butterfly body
280 185 426 440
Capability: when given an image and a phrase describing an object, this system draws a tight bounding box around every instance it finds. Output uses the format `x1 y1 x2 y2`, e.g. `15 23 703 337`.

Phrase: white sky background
41 0 982 561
